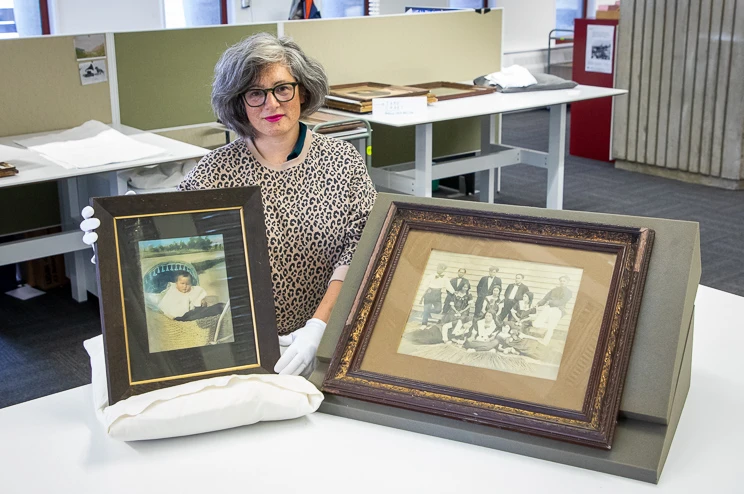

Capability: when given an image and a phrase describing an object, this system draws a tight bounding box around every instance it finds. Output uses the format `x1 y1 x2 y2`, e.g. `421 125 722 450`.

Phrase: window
555 0 583 31
0 2 17 39
0 0 44 38
449 0 484 8
322 0 365 18
164 0 222 29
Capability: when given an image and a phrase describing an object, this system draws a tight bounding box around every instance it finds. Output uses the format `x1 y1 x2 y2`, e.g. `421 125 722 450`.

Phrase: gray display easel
311 193 699 484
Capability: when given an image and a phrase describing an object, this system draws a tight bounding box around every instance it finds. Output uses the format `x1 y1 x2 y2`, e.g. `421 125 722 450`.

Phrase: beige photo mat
360 229 617 412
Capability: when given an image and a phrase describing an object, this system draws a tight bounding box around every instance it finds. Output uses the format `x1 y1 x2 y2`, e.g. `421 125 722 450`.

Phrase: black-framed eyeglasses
242 82 299 107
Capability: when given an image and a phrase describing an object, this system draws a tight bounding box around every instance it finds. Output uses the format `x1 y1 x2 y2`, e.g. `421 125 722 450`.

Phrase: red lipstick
265 115 283 123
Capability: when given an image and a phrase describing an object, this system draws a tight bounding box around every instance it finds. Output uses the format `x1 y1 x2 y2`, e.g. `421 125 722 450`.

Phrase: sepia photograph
397 249 583 381
138 234 233 353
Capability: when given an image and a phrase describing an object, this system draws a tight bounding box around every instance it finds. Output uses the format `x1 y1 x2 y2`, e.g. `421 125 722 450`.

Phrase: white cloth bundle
484 65 539 89
83 335 324 441
119 160 197 191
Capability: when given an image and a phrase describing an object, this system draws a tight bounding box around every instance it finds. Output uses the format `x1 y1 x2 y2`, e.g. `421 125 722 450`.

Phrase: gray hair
211 32 329 139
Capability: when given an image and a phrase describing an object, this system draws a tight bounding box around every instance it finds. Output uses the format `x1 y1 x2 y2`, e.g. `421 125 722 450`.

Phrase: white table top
0 284 739 493
324 85 627 127
0 125 209 188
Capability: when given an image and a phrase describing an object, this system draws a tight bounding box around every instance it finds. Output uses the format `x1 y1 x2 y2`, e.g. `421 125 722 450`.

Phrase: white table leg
58 177 89 302
547 103 566 210
476 115 497 203
415 123 433 197
476 169 495 203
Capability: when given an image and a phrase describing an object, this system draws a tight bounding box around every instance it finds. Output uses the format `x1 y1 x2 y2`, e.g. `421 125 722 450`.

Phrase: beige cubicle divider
285 10 503 167
284 11 501 85
0 35 112 137
115 23 277 133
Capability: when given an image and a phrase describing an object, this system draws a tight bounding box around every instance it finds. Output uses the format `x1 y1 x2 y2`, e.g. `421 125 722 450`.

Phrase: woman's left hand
274 318 327 377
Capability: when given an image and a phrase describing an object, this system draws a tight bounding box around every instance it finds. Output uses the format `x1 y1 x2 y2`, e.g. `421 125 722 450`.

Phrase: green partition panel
115 24 277 130
0 35 111 137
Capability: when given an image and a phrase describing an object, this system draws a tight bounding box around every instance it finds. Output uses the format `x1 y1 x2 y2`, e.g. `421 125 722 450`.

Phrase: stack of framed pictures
325 82 437 113
301 110 365 134
91 187 280 406
314 194 700 483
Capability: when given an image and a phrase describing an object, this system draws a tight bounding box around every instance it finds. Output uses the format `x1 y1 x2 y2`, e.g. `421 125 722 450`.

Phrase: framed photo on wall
92 187 279 406
323 201 654 449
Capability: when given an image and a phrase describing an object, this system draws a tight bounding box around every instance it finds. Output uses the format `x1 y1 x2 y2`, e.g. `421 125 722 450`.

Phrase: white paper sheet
585 25 615 74
0 143 37 163
14 120 166 169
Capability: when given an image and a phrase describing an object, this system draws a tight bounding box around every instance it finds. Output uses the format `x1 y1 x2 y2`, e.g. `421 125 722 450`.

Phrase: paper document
585 25 615 74
372 96 427 117
15 121 166 169
0 143 38 163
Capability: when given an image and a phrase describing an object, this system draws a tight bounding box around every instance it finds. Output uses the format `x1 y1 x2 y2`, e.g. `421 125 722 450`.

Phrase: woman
479 285 503 320
441 287 473 325
464 312 501 352
510 291 536 325
81 33 377 378
404 317 474 346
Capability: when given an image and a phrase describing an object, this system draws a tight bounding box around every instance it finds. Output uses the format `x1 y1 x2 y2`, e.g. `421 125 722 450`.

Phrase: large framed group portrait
92 187 279 406
323 201 654 449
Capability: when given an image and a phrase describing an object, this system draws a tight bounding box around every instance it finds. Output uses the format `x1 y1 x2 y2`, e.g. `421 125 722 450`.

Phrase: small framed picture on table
92 187 279 406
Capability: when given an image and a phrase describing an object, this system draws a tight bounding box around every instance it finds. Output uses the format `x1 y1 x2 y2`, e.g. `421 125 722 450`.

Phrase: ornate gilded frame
323 202 654 449
93 187 279 406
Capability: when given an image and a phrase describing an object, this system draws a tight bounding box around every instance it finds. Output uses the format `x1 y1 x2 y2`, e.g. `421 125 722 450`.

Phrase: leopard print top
178 131 377 335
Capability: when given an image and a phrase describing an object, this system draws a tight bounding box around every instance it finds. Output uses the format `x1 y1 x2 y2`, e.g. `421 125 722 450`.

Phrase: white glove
80 191 136 264
80 206 100 264
274 318 326 378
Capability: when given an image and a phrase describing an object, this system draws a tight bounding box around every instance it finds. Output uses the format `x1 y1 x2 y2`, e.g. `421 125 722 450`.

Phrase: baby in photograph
157 271 223 321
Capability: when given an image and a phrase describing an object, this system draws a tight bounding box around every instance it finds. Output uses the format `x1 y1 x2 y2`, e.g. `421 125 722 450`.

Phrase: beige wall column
613 0 744 190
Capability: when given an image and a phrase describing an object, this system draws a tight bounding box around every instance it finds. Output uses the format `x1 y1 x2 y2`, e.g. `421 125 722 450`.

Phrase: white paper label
372 96 427 117
585 24 615 74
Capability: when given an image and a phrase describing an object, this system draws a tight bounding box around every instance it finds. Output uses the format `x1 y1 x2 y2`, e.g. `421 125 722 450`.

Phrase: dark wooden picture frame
93 187 280 406
325 82 437 113
410 81 495 101
328 82 430 102
301 110 365 134
323 201 654 449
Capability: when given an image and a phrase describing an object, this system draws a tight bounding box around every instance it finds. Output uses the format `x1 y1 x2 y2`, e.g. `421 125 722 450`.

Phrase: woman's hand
274 318 326 377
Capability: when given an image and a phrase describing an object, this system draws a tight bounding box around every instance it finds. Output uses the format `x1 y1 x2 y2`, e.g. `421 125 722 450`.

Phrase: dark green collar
287 122 307 161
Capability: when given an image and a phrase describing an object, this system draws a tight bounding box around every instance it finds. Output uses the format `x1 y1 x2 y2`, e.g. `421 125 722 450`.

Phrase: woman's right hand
80 206 100 264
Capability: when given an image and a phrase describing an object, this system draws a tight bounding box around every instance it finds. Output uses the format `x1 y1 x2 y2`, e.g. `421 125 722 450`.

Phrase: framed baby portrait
92 187 279 406
322 201 654 449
